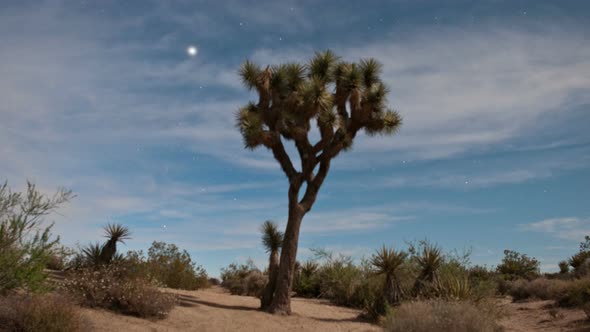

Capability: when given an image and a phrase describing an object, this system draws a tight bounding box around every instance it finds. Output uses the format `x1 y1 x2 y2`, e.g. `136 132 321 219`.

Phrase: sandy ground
498 299 590 332
80 286 380 332
77 284 590 332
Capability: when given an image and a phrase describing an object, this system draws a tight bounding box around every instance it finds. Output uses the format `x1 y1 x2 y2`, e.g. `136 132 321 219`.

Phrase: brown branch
262 132 298 181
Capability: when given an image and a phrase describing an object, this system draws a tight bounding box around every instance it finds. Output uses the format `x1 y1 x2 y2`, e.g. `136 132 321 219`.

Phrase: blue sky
1 0 589 275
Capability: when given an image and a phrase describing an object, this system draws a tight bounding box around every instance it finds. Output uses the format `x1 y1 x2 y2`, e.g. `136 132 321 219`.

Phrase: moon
187 45 198 57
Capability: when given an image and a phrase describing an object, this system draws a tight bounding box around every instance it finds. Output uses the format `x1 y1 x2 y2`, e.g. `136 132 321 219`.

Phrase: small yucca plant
99 223 131 265
260 220 283 310
301 260 319 277
82 242 103 267
413 242 443 297
371 246 408 306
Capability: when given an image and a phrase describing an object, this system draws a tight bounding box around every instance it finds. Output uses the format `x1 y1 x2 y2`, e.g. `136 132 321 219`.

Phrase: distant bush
555 277 590 308
63 264 176 318
505 278 566 301
383 300 503 332
0 181 73 294
293 260 321 298
220 260 267 297
496 250 540 280
503 276 590 313
569 236 590 277
144 241 209 290
0 293 81 332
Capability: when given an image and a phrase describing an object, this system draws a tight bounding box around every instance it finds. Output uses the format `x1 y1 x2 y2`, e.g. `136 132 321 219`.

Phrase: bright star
187 46 198 56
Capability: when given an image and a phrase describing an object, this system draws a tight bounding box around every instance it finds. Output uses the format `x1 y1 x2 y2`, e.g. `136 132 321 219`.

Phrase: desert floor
79 286 590 331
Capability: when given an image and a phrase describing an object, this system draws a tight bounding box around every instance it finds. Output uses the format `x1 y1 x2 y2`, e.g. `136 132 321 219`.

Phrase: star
187 46 198 57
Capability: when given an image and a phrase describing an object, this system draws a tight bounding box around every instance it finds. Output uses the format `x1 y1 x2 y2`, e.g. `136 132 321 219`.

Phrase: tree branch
262 132 298 181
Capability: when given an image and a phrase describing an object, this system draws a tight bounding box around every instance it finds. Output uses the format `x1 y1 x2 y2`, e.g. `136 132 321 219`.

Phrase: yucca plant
441 273 472 300
98 223 131 265
371 246 408 307
413 242 443 297
301 260 319 277
260 220 283 310
82 242 103 267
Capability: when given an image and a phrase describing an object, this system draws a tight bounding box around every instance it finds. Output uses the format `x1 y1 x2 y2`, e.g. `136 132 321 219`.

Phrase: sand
498 298 590 332
78 286 590 331
80 286 379 332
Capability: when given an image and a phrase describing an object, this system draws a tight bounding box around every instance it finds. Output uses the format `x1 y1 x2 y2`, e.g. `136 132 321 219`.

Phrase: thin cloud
521 217 590 241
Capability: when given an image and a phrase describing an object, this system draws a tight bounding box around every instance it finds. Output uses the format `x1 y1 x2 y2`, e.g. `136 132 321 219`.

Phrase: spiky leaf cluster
371 246 408 276
260 220 283 254
236 50 402 156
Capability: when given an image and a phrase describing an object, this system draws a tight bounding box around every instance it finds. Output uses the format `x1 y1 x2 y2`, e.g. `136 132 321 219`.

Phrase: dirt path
498 299 590 332
80 286 379 332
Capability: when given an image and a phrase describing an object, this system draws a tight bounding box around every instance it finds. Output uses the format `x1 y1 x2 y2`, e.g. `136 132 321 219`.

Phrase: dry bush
0 293 81 332
555 277 590 308
505 277 590 305
383 300 503 332
63 265 176 318
220 261 267 297
506 278 569 301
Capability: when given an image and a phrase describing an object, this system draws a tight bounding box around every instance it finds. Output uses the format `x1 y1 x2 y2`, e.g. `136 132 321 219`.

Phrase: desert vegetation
219 221 590 330
0 181 212 331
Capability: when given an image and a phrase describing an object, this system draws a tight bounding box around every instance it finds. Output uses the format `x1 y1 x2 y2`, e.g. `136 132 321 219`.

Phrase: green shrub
383 300 503 332
220 260 267 297
63 264 176 318
0 181 73 294
293 260 321 298
497 250 540 280
145 241 209 290
0 293 81 332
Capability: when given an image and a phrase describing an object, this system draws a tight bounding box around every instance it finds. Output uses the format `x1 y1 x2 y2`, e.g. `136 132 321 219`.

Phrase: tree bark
268 193 305 315
260 250 279 310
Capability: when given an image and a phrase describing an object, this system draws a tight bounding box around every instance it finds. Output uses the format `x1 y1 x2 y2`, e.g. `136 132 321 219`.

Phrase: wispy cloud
521 217 590 241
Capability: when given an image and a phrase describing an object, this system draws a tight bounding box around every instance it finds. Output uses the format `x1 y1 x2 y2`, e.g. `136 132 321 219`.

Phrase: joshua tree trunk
269 197 305 315
261 249 280 310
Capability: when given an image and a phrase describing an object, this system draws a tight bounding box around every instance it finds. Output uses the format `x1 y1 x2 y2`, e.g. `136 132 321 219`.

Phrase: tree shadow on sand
177 294 258 312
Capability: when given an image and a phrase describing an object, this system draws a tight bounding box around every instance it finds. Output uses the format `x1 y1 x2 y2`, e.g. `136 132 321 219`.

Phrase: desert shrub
293 260 321 298
317 254 364 306
0 181 73 294
559 260 570 274
505 278 566 301
555 277 590 308
569 236 590 277
46 245 75 271
0 293 81 332
503 276 590 310
63 264 176 318
383 300 503 332
145 241 209 290
220 260 267 297
208 278 221 286
497 250 540 280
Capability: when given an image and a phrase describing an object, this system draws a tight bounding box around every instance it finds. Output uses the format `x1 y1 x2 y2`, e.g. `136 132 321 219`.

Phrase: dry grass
63 265 176 318
0 293 81 332
383 300 503 332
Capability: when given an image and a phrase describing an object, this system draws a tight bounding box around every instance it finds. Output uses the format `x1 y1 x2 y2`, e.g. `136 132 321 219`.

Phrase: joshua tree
371 246 407 307
412 242 442 297
236 50 401 314
98 223 131 264
260 220 284 309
